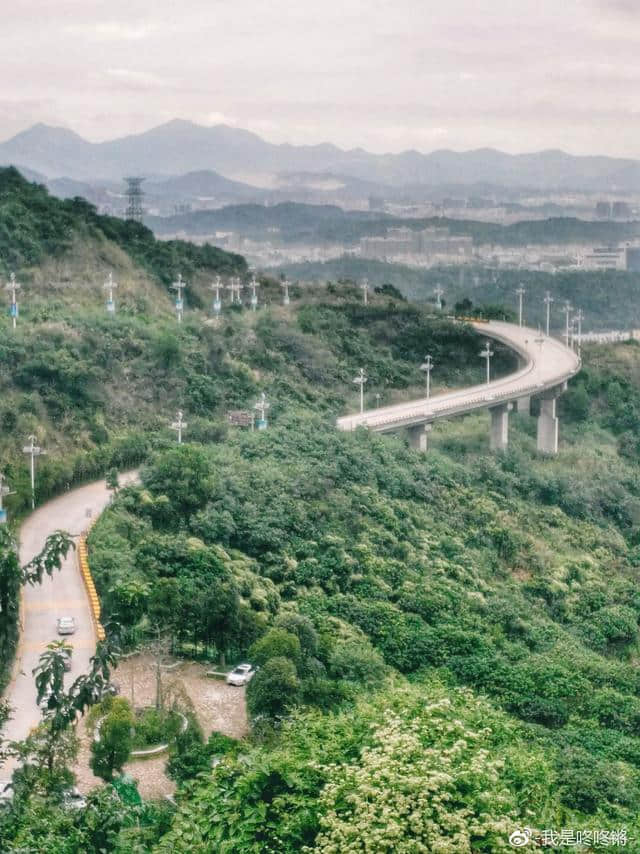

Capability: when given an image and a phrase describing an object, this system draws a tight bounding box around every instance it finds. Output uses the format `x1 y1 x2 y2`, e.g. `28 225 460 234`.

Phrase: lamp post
562 301 572 347
211 276 222 319
233 277 244 304
281 277 291 306
420 355 434 400
254 392 270 429
171 274 186 323
353 368 367 414
360 278 369 306
22 435 45 510
0 473 15 524
434 285 444 310
103 272 118 314
543 291 553 336
479 341 494 385
516 285 525 327
170 410 187 444
5 273 21 329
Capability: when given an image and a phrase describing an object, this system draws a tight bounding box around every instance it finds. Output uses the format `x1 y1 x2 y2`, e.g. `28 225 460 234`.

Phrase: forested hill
0 166 246 282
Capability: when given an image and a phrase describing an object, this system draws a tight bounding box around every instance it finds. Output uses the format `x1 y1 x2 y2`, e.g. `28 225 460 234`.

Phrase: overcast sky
2 0 639 156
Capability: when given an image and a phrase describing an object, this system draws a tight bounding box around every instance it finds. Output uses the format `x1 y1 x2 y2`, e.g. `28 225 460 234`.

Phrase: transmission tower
124 177 145 222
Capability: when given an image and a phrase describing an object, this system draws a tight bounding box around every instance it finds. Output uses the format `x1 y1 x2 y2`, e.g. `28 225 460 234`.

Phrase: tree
90 697 134 781
249 628 301 668
246 656 300 719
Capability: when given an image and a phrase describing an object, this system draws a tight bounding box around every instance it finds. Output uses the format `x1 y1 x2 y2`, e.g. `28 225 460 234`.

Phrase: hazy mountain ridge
2 119 640 190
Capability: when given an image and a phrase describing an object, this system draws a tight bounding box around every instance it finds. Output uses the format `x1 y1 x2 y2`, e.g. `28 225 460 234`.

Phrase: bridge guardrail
77 526 105 643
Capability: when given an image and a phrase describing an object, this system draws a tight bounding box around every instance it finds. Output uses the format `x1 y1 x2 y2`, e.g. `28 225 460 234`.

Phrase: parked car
226 663 256 686
57 616 76 636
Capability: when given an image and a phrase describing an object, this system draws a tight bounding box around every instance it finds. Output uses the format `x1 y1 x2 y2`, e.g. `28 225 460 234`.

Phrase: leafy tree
249 628 301 668
246 656 300 719
90 697 134 781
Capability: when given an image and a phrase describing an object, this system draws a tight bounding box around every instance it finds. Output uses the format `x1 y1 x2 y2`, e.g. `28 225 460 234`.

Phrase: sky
2 0 640 157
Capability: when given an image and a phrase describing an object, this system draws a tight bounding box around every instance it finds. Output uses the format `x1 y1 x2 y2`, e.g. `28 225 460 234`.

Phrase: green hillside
3 172 640 851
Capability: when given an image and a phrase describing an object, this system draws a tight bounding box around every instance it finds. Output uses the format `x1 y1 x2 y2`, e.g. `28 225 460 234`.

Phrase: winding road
2 474 136 774
337 320 581 434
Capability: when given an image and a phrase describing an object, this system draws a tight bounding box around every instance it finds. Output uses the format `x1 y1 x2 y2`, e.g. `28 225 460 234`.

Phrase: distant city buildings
579 244 640 271
359 226 474 264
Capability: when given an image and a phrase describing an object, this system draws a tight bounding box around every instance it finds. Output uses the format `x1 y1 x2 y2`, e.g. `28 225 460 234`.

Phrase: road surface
337 320 581 433
1 474 136 771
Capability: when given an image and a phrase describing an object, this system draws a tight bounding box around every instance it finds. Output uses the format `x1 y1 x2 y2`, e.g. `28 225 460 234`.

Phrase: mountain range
2 119 640 192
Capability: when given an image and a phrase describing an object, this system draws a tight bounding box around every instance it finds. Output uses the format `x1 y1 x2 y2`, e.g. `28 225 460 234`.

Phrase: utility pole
5 273 21 329
516 285 525 327
103 272 118 314
360 278 369 306
171 274 186 323
479 341 494 385
254 392 270 429
420 355 434 400
211 276 222 320
575 309 584 356
233 277 244 305
249 273 260 311
434 284 444 310
22 435 45 511
543 291 553 336
281 277 291 306
353 368 367 414
0 473 15 524
170 411 187 444
562 301 572 347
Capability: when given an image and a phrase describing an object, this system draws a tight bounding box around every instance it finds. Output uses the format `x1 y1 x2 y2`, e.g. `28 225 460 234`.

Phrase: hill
4 120 640 189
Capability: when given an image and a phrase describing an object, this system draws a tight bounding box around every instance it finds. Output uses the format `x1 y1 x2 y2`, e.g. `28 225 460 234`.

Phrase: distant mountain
2 119 640 191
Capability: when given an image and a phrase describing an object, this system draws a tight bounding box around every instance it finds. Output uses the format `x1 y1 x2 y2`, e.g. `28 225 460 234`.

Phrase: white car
62 787 86 810
57 616 76 636
226 663 256 686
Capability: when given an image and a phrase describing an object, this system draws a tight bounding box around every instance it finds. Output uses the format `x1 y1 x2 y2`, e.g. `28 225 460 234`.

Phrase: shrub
246 656 300 719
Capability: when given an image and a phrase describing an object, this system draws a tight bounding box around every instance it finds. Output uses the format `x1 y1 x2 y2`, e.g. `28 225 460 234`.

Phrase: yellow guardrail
77 526 105 643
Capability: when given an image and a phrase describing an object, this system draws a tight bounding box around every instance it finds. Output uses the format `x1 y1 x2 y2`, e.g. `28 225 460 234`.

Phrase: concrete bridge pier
517 395 531 415
489 403 511 451
536 383 566 455
407 423 432 452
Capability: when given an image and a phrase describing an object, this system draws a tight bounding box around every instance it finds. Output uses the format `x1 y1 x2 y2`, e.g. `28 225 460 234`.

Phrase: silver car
226 663 256 686
57 617 76 636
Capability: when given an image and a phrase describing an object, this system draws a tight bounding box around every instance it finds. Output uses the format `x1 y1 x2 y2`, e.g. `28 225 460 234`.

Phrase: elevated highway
337 320 581 453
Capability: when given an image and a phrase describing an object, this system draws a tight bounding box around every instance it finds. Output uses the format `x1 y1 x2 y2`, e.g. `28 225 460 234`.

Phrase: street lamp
171 274 186 323
281 277 291 306
562 301 572 347
353 368 367 414
103 272 118 314
543 291 553 336
170 410 187 444
434 285 444 310
479 341 494 385
360 278 369 306
5 273 21 329
254 392 270 429
22 435 45 511
420 354 434 400
0 472 15 524
516 285 525 327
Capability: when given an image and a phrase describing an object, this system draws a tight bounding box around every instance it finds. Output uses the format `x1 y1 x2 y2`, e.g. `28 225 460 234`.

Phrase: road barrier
77 528 105 643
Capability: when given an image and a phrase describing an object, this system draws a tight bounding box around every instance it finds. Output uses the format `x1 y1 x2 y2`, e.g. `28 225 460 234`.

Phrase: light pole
516 285 525 327
479 341 494 385
249 273 260 311
170 410 187 444
104 272 118 314
575 309 584 356
22 435 45 511
254 392 270 429
171 274 186 323
211 276 222 319
360 278 369 306
281 277 291 306
5 273 21 329
375 393 381 408
543 291 553 336
0 472 15 524
420 355 434 400
233 277 244 305
434 285 444 310
562 301 572 347
353 368 367 414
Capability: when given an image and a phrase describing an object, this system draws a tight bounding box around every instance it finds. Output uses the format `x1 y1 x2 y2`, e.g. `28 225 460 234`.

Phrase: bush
249 628 302 668
246 656 300 719
329 640 386 685
90 698 134 781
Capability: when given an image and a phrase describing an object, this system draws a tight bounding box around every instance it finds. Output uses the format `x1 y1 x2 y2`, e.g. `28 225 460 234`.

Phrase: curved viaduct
337 320 581 454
